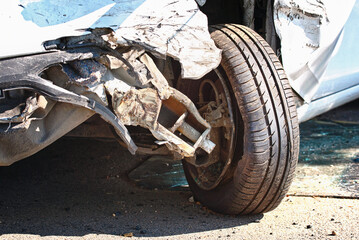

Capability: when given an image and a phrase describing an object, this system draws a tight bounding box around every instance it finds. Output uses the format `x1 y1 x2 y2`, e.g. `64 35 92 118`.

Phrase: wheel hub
181 69 237 190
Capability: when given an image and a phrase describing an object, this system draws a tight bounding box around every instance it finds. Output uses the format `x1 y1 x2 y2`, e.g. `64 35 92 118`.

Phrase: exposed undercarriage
0 0 226 165
0 31 224 165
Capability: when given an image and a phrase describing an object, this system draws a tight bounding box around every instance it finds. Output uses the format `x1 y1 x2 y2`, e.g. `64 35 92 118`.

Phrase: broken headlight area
0 33 215 165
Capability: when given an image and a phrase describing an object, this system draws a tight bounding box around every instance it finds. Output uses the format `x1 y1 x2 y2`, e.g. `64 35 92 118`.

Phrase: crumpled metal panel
0 47 215 164
1 0 221 80
0 0 219 163
275 0 359 122
115 0 221 79
113 88 161 129
274 0 357 103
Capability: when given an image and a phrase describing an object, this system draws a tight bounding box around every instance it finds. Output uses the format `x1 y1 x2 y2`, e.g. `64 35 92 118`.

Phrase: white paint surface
0 0 221 79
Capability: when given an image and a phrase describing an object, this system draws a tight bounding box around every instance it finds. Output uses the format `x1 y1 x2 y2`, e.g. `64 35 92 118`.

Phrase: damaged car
0 0 358 215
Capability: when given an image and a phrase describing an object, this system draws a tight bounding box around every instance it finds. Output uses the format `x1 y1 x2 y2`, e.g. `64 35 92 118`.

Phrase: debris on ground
123 232 134 237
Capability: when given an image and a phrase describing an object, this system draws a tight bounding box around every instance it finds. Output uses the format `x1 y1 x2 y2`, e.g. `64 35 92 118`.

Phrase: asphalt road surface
0 137 358 240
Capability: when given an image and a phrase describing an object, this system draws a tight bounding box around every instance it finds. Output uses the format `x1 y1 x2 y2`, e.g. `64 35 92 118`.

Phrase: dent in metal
274 0 357 105
0 0 222 164
1 0 221 81
297 84 359 123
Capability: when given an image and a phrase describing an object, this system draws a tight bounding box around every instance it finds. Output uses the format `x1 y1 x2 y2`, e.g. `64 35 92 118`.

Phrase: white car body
0 0 358 165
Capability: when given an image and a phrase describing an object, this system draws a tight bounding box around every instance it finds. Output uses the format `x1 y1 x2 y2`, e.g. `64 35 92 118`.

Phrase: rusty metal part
170 112 188 133
151 124 196 157
176 123 215 154
156 89 216 156
178 68 236 190
178 121 201 142
170 89 211 129
139 53 172 100
113 88 162 130
112 85 215 157
201 98 232 132
103 44 216 157
199 79 220 105
108 51 215 157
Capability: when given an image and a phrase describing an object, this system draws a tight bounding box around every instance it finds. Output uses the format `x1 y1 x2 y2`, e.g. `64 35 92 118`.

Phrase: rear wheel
178 24 299 215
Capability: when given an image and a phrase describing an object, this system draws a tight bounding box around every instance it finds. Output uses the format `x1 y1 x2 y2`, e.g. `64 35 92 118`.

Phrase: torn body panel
110 51 215 157
114 0 221 79
0 0 221 165
0 48 138 160
0 47 215 164
1 0 221 79
274 0 359 122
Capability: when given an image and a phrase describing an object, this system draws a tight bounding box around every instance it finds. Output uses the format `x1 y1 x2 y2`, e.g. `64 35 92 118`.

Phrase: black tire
181 24 300 215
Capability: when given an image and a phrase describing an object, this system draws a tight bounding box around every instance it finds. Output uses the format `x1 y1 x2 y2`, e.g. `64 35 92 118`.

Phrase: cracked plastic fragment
0 95 38 124
62 60 109 105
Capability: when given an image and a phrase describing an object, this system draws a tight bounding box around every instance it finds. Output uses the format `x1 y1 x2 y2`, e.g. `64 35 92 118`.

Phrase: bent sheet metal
0 0 219 165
